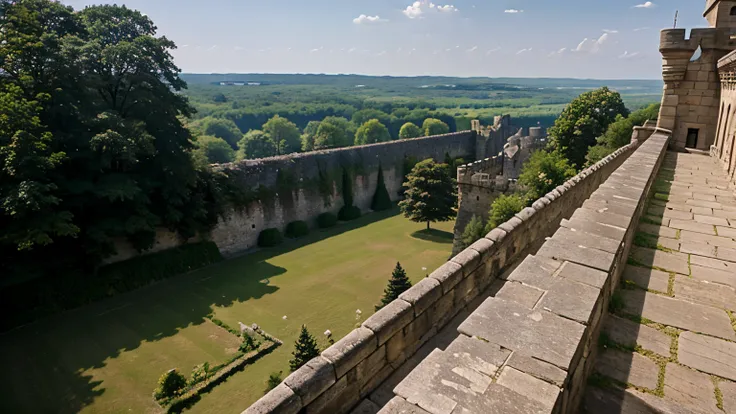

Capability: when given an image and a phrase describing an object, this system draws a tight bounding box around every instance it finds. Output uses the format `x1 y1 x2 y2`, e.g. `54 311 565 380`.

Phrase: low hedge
317 212 338 228
257 228 283 247
0 241 223 332
284 221 309 238
338 205 362 221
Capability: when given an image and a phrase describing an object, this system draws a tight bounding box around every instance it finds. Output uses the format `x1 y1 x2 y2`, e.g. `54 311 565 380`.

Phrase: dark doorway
686 128 699 148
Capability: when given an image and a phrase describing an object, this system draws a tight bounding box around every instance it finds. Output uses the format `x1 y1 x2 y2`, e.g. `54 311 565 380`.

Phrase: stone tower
656 0 736 150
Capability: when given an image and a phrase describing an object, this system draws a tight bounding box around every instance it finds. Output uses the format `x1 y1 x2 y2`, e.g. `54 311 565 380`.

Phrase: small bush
461 215 488 250
285 221 309 238
338 205 362 221
488 194 527 229
258 228 283 247
154 369 187 401
189 362 210 386
317 212 338 228
240 334 260 353
265 371 283 394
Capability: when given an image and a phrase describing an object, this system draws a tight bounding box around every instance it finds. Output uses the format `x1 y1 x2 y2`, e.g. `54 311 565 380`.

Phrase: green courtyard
0 209 455 414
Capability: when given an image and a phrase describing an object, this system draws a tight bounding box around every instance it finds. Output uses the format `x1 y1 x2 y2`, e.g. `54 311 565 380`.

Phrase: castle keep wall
246 132 641 414
713 49 736 184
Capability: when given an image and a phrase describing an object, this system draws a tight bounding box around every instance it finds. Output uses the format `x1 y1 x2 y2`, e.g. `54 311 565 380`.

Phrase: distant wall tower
656 0 736 150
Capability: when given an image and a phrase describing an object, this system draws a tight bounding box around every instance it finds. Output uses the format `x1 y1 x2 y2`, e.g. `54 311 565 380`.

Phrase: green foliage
354 119 391 145
399 122 423 139
0 0 231 278
257 228 283 247
289 325 320 372
265 372 283 394
422 118 450 136
154 369 188 401
488 194 526 229
585 103 660 166
518 150 577 201
548 87 628 167
371 166 393 211
375 262 412 311
399 159 457 229
461 215 488 250
193 135 235 164
239 333 260 353
189 362 210 386
237 130 277 160
262 115 301 155
285 221 310 238
300 121 321 152
338 205 362 221
317 212 338 228
352 108 391 128
313 116 355 150
199 117 243 148
585 145 615 166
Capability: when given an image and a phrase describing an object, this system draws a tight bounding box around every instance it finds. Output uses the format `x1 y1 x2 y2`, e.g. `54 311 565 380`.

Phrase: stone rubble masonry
243 132 662 414
378 131 671 414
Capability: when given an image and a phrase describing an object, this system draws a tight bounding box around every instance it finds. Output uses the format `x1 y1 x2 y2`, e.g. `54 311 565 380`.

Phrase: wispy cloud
486 47 501 55
504 9 523 13
603 29 619 34
619 51 641 59
548 47 567 57
633 27 650 32
516 48 532 55
633 1 655 8
466 45 478 52
573 33 610 53
353 14 387 24
310 47 323 53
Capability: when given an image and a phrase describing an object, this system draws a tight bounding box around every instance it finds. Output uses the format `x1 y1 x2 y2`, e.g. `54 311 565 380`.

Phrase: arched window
730 6 736 15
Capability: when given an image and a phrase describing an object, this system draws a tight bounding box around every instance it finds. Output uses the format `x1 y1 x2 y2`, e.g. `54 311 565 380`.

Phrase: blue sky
63 0 708 79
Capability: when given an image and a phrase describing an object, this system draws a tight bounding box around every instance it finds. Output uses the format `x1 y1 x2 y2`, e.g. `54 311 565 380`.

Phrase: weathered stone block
497 366 561 410
428 290 455 329
245 383 302 414
283 356 337 407
355 345 387 389
428 261 463 294
399 278 442 317
556 261 608 289
451 248 482 276
486 227 507 243
351 399 380 414
506 352 567 386
491 280 544 309
537 238 616 273
322 327 378 378
468 237 494 261
377 397 430 414
595 349 659 390
362 299 413 346
538 277 601 325
306 371 360 414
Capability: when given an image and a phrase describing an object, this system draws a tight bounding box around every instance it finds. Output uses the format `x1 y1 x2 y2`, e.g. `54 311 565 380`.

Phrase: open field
0 209 455 414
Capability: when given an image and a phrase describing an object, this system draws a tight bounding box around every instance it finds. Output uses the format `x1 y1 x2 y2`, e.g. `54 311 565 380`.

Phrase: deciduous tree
263 115 301 155
237 130 277 160
422 118 450 136
399 122 423 139
194 135 235 164
518 150 577 201
399 159 456 229
354 119 391 145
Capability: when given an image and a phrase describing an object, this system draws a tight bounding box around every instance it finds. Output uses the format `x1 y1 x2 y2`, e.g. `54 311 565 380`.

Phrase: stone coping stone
505 352 567 386
490 280 544 309
457 297 585 370
595 348 659 390
602 314 671 356
399 278 442 317
679 331 736 381
362 299 414 346
571 208 634 230
244 383 302 414
560 217 626 242
553 227 622 254
496 366 561 410
502 255 561 287
322 327 378 378
377 397 430 414
428 262 464 294
556 261 608 289
444 334 511 368
583 198 638 217
622 265 671 293
537 277 601 325
663 362 720 413
536 238 615 273
620 290 736 341
283 356 337 407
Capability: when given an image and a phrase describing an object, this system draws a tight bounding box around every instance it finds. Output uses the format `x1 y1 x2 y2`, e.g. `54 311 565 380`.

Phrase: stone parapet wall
381 132 671 414
244 137 641 414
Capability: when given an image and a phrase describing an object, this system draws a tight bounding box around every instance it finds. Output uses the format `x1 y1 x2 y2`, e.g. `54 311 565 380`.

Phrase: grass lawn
0 208 455 414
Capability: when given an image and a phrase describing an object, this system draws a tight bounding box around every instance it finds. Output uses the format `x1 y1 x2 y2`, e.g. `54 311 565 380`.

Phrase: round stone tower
656 0 736 150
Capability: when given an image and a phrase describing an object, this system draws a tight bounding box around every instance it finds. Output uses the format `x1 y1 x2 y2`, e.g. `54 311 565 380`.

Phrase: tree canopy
263 115 301 155
399 122 423 139
237 130 277 160
194 135 235 164
422 118 450 136
198 117 242 148
314 116 354 150
585 103 660 165
548 87 628 168
354 119 391 145
518 150 577 201
0 0 231 276
399 159 457 229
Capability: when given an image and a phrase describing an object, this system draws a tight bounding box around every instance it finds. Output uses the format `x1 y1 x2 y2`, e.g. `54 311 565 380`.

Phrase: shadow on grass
410 228 454 244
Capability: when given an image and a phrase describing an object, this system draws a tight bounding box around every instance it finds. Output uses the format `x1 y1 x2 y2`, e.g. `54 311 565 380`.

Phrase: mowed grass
0 208 455 414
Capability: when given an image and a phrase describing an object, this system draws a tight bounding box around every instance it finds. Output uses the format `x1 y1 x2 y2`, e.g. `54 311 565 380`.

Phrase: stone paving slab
691 254 735 272
489 280 544 309
622 265 670 293
695 214 730 226
595 348 659 390
718 247 736 263
602 314 672 356
679 230 736 249
679 331 736 381
629 247 690 275
537 277 601 325
668 219 717 235
680 241 716 257
674 275 736 311
663 363 720 413
620 290 736 340
496 366 560 410
584 385 702 414
718 226 736 239
691 264 736 288
378 397 431 414
560 217 626 241
639 223 678 239
721 381 736 414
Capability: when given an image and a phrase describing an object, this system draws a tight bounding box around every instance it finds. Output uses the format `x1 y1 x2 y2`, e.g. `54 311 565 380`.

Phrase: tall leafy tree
354 119 391 145
262 115 300 155
289 325 320 372
399 122 423 139
518 150 576 201
193 135 235 164
399 159 457 230
314 117 353 150
548 87 628 167
300 121 321 152
422 118 450 136
237 130 277 160
200 117 242 148
375 262 412 311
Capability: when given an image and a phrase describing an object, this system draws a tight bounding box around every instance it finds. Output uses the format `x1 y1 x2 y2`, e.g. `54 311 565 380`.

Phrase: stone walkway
584 152 736 414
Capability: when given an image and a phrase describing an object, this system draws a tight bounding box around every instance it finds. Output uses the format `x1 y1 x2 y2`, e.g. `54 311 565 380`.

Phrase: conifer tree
371 165 392 211
289 325 320 372
375 262 412 311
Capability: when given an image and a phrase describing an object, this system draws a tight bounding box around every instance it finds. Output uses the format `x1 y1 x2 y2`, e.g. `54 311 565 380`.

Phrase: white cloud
466 45 478 52
516 48 532 55
633 27 650 32
504 9 523 13
181 44 189 48
403 1 458 19
633 1 655 8
619 51 641 59
548 47 567 57
603 29 618 34
486 47 501 55
353 14 387 24
573 33 609 53
310 47 323 53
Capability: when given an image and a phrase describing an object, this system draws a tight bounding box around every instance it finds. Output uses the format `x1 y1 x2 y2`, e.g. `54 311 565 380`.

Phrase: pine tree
375 262 413 311
289 325 320 372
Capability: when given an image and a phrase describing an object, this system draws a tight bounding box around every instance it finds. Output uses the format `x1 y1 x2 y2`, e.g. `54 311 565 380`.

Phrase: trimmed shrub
317 212 338 228
154 369 187 401
265 372 283 394
338 205 362 221
189 363 210 386
285 221 309 238
461 215 488 251
371 166 392 211
258 228 283 247
488 194 527 229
